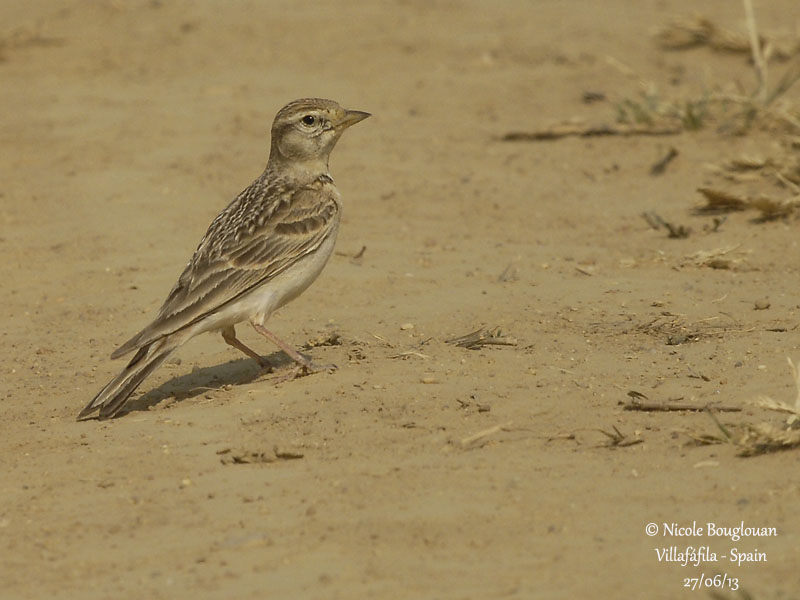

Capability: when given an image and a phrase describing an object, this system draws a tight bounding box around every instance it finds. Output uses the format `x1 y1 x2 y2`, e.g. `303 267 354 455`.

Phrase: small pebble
400 323 414 330
754 299 770 310
421 376 438 384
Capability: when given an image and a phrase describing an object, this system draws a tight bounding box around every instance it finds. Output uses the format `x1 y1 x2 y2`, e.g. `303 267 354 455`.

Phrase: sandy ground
2 1 800 598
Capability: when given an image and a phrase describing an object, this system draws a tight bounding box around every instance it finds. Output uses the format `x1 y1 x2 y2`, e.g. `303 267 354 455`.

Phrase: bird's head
268 98 370 173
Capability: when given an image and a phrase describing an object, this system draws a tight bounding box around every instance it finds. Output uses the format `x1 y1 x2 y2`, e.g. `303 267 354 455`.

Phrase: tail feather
78 341 177 420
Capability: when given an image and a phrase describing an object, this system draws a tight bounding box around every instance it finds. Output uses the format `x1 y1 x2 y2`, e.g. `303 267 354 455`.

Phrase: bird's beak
337 110 371 129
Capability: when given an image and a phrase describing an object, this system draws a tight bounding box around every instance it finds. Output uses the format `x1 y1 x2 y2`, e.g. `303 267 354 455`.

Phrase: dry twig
460 421 514 448
598 426 643 448
623 397 741 413
447 326 517 349
501 123 682 141
650 147 679 175
744 0 768 103
219 446 304 465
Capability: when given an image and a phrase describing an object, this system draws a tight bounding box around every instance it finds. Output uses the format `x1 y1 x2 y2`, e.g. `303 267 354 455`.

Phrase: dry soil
2 1 800 599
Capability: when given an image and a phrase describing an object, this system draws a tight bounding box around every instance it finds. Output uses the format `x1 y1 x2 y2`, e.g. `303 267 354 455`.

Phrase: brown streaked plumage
78 98 370 420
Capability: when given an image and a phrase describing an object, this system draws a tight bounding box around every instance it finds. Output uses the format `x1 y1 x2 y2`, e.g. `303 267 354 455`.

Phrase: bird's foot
272 361 337 384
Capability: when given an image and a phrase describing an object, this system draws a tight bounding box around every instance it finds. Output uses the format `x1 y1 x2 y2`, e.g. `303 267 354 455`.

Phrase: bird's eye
301 115 316 126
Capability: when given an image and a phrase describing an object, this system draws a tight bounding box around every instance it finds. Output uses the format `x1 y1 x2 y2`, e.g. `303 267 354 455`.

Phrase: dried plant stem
767 61 800 105
460 422 513 447
743 0 768 104
623 400 741 413
789 357 800 414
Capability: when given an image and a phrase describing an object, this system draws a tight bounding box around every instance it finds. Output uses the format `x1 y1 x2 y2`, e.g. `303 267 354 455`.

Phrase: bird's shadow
120 351 296 417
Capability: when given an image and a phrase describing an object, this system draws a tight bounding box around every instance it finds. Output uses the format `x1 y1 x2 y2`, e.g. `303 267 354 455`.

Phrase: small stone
754 299 770 310
400 323 415 331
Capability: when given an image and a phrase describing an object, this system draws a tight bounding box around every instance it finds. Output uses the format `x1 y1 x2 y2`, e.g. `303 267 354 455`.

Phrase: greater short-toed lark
78 98 370 420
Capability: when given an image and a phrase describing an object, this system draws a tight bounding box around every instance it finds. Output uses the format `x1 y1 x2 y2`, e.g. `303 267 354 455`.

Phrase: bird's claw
271 361 337 383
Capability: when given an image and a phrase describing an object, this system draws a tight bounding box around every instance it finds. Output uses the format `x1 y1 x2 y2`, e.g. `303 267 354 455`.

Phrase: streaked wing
112 176 338 358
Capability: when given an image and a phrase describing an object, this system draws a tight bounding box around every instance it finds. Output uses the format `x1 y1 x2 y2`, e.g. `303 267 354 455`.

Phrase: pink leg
252 324 336 380
221 325 271 370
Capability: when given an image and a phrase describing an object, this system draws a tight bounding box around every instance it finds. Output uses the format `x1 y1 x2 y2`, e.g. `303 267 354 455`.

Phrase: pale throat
279 156 331 180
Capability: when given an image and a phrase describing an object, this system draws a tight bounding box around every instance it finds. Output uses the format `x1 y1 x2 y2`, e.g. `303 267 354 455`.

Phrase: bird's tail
77 338 178 420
